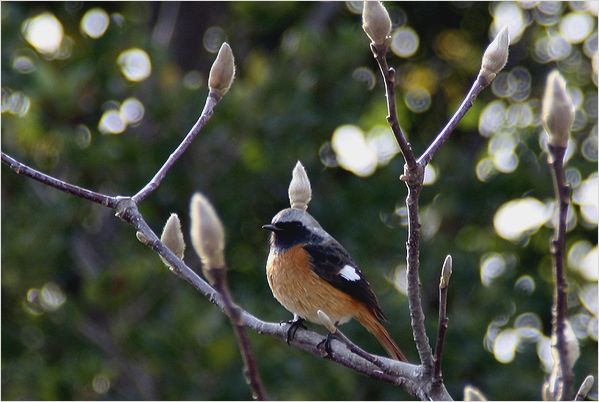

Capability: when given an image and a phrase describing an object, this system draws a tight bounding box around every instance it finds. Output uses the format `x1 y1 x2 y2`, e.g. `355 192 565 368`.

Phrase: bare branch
1 152 118 208
546 144 574 399
433 255 452 384
370 43 417 168
417 75 488 166
211 269 269 400
132 92 220 203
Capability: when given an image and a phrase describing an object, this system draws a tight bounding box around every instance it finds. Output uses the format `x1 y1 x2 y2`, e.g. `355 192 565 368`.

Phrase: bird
262 207 407 362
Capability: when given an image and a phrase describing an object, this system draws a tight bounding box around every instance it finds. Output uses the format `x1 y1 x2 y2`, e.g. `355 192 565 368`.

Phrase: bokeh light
120 97 145 125
21 12 64 56
490 2 526 43
92 374 111 394
493 328 519 363
480 253 507 287
203 26 226 53
40 282 66 312
352 67 376 90
331 125 377 177
117 48 152 82
493 197 549 241
404 88 431 113
330 125 400 177
99 109 126 135
560 12 595 44
80 8 110 39
391 27 419 58
573 173 598 225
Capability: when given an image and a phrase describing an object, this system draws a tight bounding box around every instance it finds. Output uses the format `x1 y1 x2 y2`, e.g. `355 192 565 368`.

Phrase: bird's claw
317 332 336 358
285 317 306 344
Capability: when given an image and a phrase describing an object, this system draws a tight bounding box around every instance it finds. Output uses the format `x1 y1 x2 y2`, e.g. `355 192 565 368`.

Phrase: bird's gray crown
271 208 329 239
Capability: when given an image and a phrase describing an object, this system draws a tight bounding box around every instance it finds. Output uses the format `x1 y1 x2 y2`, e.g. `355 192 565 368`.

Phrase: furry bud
480 27 510 82
288 161 312 210
542 70 574 148
208 42 235 97
160 213 186 266
362 1 392 46
190 193 225 283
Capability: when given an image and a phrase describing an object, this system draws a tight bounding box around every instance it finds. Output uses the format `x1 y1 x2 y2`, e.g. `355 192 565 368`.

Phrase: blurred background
1 2 597 400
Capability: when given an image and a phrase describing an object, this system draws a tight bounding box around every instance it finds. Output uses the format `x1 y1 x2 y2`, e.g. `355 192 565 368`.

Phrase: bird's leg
317 331 338 358
283 314 306 344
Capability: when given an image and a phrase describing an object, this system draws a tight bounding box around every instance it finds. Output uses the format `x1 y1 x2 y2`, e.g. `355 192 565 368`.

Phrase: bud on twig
440 255 452 288
288 161 312 210
542 70 574 148
160 213 186 266
190 193 226 283
480 26 510 83
208 42 235 98
362 1 392 47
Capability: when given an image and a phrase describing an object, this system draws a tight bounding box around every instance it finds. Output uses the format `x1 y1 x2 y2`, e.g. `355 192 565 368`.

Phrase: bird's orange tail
356 307 408 362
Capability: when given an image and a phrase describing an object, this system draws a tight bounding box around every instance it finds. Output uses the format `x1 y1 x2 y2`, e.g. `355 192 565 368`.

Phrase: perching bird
263 206 407 362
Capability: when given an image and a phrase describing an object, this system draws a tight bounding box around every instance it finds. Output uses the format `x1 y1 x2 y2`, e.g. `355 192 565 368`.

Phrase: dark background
2 2 597 400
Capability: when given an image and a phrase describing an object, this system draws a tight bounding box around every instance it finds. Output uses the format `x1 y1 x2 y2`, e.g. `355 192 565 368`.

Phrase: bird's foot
317 332 337 358
283 317 306 344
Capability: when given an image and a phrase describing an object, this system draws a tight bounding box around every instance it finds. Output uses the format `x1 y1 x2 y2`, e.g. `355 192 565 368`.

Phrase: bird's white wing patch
339 264 360 281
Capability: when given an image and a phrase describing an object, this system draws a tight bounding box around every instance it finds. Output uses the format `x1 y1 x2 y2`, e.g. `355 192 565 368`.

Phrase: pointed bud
542 70 574 148
208 42 235 98
160 213 186 266
440 255 452 288
464 385 487 401
317 310 338 334
190 193 225 283
362 1 392 47
288 161 312 210
480 27 510 82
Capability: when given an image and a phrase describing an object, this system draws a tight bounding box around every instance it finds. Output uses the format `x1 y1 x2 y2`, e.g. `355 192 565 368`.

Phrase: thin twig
433 256 452 384
1 152 118 208
370 43 417 168
211 270 269 400
404 171 434 372
370 40 433 372
547 144 573 400
418 74 488 166
132 92 220 203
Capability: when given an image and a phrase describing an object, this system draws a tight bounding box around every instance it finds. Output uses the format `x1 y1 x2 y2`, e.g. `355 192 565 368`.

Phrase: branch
547 144 573 399
1 152 118 208
370 43 417 168
403 165 434 371
433 255 452 384
418 74 488 166
211 269 269 400
132 92 220 203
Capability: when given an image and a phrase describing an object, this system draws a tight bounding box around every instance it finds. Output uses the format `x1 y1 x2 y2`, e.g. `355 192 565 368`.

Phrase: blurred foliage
1 2 597 400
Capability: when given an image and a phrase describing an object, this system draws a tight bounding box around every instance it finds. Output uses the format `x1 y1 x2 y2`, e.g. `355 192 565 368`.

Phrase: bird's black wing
303 240 387 321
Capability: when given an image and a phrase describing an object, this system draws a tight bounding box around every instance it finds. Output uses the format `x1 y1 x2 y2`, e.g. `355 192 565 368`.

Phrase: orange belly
266 244 361 325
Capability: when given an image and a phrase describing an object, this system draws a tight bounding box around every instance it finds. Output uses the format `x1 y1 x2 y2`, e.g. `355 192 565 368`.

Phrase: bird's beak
261 224 279 232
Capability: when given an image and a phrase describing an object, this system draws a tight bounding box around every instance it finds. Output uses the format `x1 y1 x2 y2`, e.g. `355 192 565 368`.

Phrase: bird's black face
262 220 312 250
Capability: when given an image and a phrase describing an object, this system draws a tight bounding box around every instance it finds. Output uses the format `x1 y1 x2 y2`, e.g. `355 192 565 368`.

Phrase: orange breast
266 244 363 325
